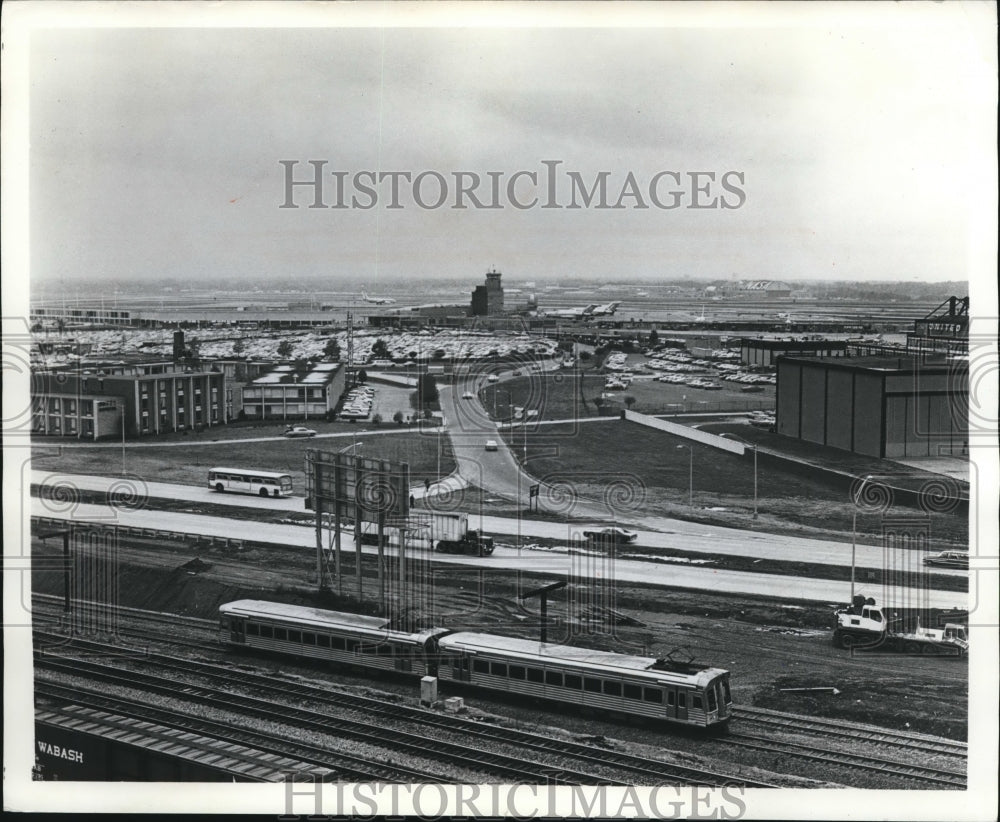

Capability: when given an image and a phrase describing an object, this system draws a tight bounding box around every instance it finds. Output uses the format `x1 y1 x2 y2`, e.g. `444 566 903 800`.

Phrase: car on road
581 526 638 544
923 550 969 569
487 374 499 383
462 391 475 399
484 439 498 451
283 426 317 438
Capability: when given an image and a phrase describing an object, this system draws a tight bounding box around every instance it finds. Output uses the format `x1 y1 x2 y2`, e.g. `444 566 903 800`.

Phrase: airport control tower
471 268 505 316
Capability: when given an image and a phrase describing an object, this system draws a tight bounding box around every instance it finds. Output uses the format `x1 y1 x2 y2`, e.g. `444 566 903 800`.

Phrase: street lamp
850 474 873 601
752 444 758 521
338 440 363 455
676 444 693 506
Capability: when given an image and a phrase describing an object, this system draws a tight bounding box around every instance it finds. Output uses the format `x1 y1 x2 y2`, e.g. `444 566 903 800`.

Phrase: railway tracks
735 705 967 758
35 641 634 785
34 631 772 787
719 731 965 788
35 680 442 783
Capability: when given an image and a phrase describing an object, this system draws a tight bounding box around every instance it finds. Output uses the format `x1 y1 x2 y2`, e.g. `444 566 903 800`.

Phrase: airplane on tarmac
361 291 397 305
542 301 621 319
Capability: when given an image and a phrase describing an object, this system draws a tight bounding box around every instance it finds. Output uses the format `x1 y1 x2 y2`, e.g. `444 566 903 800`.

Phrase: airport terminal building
775 355 968 459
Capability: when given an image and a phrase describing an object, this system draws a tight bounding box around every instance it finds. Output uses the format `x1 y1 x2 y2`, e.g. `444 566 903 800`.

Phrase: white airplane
543 303 599 319
361 290 396 305
543 301 621 320
590 301 621 316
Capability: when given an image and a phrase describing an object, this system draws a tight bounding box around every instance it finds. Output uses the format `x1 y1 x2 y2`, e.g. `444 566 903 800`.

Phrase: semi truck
832 596 968 656
433 512 494 556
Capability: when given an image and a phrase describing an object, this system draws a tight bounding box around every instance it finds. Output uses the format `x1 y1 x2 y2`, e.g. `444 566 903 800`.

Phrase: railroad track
735 705 967 758
719 731 965 788
34 642 619 785
34 680 442 783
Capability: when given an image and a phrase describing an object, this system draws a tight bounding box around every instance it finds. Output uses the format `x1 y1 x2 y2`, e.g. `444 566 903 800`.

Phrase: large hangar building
775 355 968 459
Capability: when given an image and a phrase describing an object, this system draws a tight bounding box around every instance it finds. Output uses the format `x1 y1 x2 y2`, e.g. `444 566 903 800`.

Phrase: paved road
28 500 964 609
30 470 968 578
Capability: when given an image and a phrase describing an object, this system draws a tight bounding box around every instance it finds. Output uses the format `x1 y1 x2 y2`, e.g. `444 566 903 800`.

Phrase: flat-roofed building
241 362 346 420
775 355 968 459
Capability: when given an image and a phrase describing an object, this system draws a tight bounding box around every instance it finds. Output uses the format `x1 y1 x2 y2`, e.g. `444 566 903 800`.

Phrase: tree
579 350 592 362
232 338 245 356
393 410 404 425
323 338 341 360
371 338 390 359
593 396 605 414
648 328 659 347
357 369 368 383
372 413 383 426
276 340 294 358
623 395 636 410
418 372 439 405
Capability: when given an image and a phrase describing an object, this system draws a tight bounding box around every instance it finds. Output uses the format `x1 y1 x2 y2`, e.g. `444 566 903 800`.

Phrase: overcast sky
24 5 996 288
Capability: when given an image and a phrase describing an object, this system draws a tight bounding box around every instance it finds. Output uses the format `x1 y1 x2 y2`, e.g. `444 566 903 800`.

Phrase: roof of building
250 362 342 386
778 354 965 375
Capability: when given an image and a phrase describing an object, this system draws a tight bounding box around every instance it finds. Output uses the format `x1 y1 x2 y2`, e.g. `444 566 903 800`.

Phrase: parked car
485 439 498 451
923 551 969 569
462 391 475 399
283 426 317 438
581 526 638 544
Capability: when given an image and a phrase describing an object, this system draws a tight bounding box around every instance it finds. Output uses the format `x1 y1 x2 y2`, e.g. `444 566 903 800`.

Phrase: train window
331 636 345 650
707 689 717 711
490 662 508 677
246 623 259 636
545 671 563 687
527 668 544 683
643 688 663 704
666 691 675 706
509 666 526 680
259 625 273 639
584 678 601 693
722 681 731 703
692 695 703 709
302 632 316 646
473 659 489 674
678 693 686 708
623 684 642 701
604 681 622 697
288 630 301 643
345 639 358 652
564 674 582 690
274 628 287 641
317 635 331 648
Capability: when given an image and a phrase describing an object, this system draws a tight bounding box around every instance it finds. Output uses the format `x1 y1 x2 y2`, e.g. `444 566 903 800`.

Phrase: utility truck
833 596 968 656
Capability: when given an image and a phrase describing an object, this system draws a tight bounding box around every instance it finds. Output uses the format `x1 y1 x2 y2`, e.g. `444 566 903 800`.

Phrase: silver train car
437 632 732 730
218 601 732 731
219 600 448 678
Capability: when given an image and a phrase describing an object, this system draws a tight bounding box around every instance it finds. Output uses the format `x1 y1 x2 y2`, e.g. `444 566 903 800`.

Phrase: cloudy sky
22 4 996 287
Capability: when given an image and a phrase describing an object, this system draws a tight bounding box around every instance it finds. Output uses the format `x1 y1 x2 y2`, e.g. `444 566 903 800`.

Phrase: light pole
851 474 873 601
121 406 126 475
338 440 363 456
676 444 693 506
752 444 758 521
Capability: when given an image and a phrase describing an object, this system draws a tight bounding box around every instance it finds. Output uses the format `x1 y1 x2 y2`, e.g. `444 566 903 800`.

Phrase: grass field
482 369 773 422
33 430 455 492
510 420 968 545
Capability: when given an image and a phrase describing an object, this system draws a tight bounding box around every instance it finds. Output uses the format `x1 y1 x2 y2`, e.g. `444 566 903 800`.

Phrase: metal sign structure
305 449 410 611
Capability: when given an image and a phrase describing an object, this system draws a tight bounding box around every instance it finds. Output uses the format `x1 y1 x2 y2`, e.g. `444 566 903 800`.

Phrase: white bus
208 467 294 498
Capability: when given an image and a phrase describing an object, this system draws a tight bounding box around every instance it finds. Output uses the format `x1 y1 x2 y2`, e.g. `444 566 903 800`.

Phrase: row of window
466 658 693 706
244 622 401 657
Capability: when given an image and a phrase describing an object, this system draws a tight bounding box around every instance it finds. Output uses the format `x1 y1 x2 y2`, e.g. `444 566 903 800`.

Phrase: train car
436 632 732 731
219 600 448 678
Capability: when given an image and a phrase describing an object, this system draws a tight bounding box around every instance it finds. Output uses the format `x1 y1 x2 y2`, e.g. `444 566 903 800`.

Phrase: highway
30 470 968 579
29 497 965 611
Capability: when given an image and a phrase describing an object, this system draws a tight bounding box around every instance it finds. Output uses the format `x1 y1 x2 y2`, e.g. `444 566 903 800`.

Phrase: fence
623 411 746 455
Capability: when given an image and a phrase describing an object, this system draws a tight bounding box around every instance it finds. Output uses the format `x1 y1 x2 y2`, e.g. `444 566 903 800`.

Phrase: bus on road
208 468 293 498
